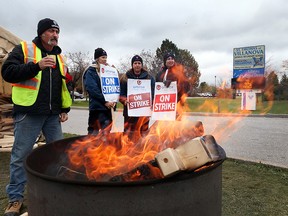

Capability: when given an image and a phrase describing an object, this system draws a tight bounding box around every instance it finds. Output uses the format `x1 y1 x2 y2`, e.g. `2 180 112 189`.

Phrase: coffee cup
48 55 56 68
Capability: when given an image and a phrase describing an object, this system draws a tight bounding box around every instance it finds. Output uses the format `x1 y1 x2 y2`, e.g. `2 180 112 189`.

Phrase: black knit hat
94 48 107 59
163 52 175 63
131 55 143 65
37 18 60 36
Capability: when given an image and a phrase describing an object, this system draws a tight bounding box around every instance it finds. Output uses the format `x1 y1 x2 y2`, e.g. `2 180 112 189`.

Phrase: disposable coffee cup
48 55 56 68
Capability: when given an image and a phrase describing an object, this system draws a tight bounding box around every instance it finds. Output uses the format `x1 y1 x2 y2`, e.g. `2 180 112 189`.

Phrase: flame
66 116 204 182
169 63 190 116
66 63 206 182
169 63 186 82
66 64 276 182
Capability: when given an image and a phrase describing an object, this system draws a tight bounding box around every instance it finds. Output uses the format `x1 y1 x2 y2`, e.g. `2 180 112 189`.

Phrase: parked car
197 92 213 97
72 91 84 99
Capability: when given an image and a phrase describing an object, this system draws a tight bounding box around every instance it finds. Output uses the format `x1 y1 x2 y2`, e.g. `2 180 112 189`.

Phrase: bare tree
140 49 162 77
282 59 288 71
264 57 276 77
66 51 91 95
117 55 131 75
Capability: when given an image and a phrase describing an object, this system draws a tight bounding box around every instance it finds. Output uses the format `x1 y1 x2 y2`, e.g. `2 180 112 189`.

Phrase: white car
72 91 84 99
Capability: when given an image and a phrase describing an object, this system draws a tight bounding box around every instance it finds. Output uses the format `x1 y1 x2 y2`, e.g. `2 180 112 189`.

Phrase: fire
169 63 190 116
66 63 204 182
170 63 186 82
66 116 204 182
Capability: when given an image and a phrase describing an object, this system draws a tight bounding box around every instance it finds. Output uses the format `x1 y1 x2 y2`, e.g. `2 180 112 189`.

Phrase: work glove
163 80 172 87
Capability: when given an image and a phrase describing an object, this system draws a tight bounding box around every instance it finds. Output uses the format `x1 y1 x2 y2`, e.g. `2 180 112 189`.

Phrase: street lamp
214 76 216 95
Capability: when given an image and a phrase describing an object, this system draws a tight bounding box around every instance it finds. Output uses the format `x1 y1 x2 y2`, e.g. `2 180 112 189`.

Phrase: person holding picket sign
119 55 155 138
83 48 119 135
155 52 189 120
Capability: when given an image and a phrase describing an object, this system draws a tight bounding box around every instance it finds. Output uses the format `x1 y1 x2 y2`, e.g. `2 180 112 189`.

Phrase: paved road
62 108 288 168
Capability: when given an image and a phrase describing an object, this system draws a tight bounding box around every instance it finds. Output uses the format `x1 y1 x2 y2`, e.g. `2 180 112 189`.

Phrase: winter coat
83 65 110 111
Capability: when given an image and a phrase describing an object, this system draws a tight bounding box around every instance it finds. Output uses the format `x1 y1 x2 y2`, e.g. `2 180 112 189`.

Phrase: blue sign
101 77 120 95
233 45 265 78
233 68 265 78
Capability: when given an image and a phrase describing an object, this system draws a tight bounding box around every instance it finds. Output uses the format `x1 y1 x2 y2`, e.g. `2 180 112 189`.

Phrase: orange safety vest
12 41 72 108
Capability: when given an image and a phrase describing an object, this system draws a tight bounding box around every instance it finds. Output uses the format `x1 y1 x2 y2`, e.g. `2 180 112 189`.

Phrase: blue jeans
6 113 63 202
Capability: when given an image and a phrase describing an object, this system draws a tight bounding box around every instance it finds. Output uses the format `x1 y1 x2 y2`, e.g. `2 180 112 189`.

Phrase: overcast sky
1 0 288 85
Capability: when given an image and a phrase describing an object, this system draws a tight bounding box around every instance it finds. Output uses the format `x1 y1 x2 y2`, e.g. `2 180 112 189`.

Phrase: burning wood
109 160 163 182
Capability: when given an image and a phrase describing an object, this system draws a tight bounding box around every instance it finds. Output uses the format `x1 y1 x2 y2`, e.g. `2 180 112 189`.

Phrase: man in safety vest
1 18 72 216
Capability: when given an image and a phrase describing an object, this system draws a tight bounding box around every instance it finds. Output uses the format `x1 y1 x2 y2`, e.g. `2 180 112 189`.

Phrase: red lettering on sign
128 93 151 109
153 93 176 112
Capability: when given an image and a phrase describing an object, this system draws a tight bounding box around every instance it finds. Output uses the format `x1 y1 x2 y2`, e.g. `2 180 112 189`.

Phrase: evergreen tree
279 73 288 99
155 39 200 96
156 39 179 61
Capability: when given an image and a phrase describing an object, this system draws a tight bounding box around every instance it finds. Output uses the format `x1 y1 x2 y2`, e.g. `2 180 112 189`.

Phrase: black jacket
1 37 70 115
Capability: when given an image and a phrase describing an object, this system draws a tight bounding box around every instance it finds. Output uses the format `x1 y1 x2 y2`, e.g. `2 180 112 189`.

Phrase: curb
71 107 288 118
184 112 288 118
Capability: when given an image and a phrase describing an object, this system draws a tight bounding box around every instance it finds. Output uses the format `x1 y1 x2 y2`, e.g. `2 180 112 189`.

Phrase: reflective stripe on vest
12 42 40 90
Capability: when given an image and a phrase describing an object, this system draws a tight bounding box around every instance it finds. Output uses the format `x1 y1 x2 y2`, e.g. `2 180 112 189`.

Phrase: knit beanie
131 55 143 65
37 18 60 36
94 48 107 59
163 52 175 63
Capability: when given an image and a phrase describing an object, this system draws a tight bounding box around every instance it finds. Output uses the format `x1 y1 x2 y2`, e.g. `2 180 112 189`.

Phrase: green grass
1 153 287 215
222 159 288 216
185 97 288 114
74 97 288 114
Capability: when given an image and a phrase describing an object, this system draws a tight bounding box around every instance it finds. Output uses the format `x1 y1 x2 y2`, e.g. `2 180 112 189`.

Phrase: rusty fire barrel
25 136 224 216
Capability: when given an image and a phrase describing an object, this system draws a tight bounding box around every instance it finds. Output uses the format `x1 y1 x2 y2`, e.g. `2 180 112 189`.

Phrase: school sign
232 45 265 90
232 45 265 110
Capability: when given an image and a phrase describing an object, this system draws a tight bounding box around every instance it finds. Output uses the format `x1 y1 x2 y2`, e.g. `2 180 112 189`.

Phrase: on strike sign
151 81 177 121
127 79 152 117
99 64 120 102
